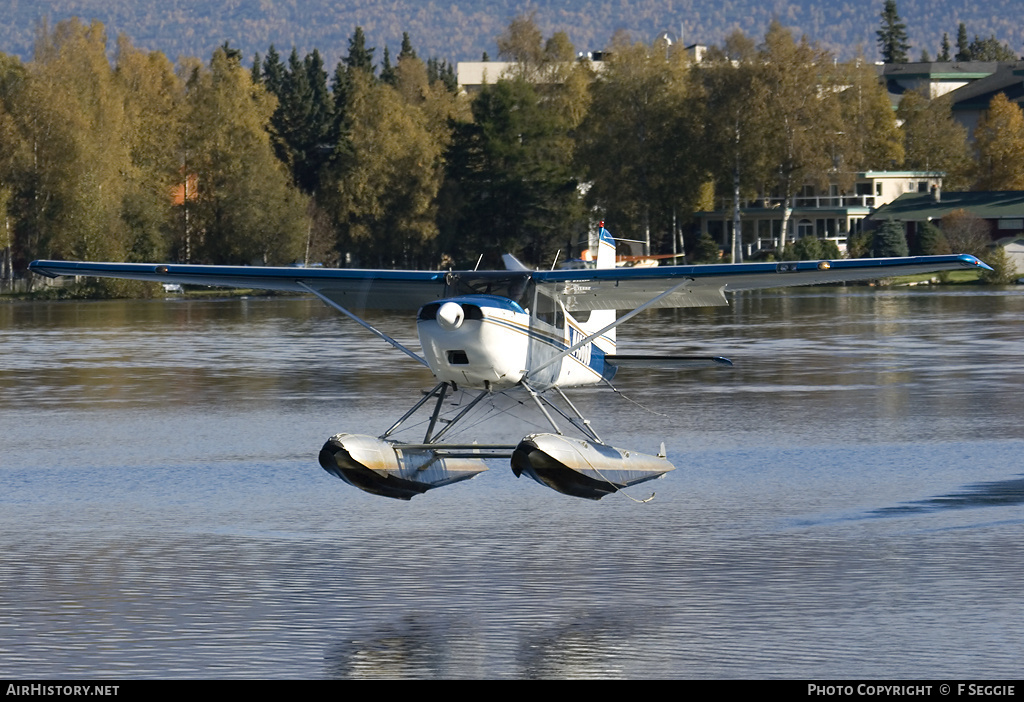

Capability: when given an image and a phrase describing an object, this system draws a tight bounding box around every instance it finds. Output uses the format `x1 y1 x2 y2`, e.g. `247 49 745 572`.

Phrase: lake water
2 287 1023 679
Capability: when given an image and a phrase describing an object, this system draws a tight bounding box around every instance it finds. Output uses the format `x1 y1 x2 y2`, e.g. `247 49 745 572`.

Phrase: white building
695 171 945 254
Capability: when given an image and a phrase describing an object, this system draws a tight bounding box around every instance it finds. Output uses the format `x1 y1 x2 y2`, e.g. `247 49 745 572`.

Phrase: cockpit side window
534 289 564 329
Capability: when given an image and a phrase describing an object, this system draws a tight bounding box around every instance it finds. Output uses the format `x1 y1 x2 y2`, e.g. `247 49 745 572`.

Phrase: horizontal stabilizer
501 253 531 271
605 355 733 369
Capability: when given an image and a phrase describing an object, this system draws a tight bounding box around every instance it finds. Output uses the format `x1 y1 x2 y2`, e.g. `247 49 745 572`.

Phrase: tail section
595 223 616 271
582 223 616 353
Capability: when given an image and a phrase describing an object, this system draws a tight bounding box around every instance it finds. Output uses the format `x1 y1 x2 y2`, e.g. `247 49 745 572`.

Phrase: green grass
890 269 986 286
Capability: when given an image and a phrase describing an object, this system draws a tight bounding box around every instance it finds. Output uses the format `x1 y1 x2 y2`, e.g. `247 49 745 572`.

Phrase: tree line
3 1 1022 70
1 16 1023 292
877 0 1020 63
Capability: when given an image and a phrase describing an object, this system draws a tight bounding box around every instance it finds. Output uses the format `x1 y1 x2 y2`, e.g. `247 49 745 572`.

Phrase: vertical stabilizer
595 223 616 271
583 223 617 352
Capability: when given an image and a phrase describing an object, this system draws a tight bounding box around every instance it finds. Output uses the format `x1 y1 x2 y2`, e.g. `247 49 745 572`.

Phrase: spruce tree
915 221 950 255
873 219 909 257
440 78 582 266
250 52 262 85
328 60 355 171
426 58 458 93
399 32 417 62
380 46 396 86
261 46 285 97
345 27 375 75
967 36 1017 62
938 33 951 62
220 41 242 64
305 49 333 157
955 24 971 61
691 233 721 263
876 0 910 64
270 49 312 180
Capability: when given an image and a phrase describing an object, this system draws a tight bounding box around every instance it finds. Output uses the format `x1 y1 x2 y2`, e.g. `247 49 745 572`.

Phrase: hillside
0 0 1020 69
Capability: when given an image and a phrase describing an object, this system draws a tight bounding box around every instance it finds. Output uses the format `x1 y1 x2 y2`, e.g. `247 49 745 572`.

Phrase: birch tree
0 53 27 288
576 37 699 255
23 19 132 265
898 90 973 190
699 32 772 261
184 47 307 265
115 35 184 262
329 73 445 268
974 93 1024 191
758 22 844 253
835 54 903 173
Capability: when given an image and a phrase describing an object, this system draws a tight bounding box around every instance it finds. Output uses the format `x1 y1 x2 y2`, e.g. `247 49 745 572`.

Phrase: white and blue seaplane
30 229 990 501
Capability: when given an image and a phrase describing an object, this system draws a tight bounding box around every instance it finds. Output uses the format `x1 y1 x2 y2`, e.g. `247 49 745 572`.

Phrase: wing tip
957 253 993 271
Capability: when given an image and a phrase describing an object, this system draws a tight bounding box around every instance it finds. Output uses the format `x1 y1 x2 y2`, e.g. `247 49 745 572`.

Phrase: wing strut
428 387 493 444
296 281 429 367
381 381 448 439
525 279 692 380
521 380 564 435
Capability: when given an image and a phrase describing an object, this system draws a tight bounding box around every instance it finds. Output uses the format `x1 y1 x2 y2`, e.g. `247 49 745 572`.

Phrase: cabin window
534 291 564 329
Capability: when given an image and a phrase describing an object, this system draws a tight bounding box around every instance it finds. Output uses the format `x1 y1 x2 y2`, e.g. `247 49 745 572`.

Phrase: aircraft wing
29 254 989 312
528 254 991 311
27 260 533 311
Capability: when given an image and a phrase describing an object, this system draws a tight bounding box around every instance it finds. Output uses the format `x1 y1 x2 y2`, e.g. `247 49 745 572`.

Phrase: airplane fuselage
416 294 613 391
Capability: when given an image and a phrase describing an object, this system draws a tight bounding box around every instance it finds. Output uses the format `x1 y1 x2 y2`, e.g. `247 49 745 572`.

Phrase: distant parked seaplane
30 228 990 501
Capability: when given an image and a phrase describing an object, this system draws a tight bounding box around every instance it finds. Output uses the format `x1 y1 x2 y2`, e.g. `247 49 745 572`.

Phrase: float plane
30 229 990 501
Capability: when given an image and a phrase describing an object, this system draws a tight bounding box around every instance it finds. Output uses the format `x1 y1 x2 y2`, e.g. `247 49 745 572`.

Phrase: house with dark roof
880 61 1015 100
944 64 1024 138
880 61 1024 139
876 62 1024 141
868 190 1024 253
